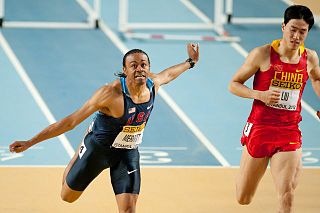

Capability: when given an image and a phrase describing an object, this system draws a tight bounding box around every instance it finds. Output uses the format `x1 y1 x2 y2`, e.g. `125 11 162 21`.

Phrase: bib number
112 123 145 149
267 86 299 111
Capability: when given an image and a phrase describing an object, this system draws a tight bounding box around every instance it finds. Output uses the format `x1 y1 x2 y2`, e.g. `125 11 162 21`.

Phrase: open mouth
134 72 146 78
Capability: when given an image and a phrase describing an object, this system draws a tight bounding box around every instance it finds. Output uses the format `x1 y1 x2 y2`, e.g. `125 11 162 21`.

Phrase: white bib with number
112 123 145 149
267 86 300 111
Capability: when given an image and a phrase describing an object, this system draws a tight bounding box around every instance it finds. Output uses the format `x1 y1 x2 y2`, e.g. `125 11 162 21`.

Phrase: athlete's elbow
228 81 237 95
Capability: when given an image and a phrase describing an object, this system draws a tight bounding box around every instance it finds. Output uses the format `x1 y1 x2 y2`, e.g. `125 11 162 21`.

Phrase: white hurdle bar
124 32 240 42
118 0 240 42
0 0 101 29
119 0 227 35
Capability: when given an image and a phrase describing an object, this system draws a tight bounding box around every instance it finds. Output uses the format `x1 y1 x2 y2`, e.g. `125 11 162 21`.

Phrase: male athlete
10 43 199 213
229 5 320 213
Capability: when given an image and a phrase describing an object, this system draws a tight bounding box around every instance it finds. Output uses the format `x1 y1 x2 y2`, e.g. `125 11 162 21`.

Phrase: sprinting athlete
229 5 320 213
10 43 199 213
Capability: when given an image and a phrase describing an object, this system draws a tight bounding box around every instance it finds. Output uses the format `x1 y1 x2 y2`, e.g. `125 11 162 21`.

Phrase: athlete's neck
278 40 301 63
126 80 149 102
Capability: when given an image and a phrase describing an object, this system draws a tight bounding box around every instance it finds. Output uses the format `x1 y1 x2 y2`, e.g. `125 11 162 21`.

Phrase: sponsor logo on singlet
111 123 145 149
267 71 303 111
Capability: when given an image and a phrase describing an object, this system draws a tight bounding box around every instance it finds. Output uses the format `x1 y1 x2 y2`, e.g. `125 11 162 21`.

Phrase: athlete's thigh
237 146 269 195
61 145 83 201
110 148 141 195
270 148 302 192
65 132 109 192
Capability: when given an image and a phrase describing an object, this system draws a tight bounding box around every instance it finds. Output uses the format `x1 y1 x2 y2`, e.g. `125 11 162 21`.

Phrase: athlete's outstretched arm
308 50 320 97
152 43 199 90
9 85 113 153
228 46 280 105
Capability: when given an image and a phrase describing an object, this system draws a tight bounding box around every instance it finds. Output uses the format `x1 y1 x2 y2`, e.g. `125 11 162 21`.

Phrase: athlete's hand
258 90 281 105
9 141 32 153
187 43 199 64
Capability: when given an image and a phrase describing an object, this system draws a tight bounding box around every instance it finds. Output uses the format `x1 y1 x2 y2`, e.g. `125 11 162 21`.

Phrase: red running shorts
241 122 302 158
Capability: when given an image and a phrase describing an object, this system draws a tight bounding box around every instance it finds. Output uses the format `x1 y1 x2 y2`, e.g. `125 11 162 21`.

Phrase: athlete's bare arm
228 45 280 104
307 49 320 97
9 83 119 153
152 43 199 91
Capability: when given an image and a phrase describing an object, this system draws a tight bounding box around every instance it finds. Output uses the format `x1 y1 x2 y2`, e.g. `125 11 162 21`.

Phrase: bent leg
116 193 138 213
61 147 83 203
61 132 107 203
270 149 302 213
236 146 269 205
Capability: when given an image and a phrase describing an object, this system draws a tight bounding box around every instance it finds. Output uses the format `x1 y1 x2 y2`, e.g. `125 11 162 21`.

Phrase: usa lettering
126 111 151 125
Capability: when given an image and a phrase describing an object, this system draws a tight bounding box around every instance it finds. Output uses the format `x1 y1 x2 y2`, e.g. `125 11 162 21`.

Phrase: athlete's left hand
9 140 32 153
187 43 199 64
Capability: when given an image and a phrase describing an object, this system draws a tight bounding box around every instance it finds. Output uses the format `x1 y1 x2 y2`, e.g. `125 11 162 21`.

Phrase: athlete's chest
124 95 154 126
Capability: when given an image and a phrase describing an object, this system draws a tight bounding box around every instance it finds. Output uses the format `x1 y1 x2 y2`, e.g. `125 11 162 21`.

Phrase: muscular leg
236 146 269 205
270 149 302 213
116 193 139 213
60 146 83 203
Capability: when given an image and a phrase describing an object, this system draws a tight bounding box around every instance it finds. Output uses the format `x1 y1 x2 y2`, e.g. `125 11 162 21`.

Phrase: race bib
112 123 145 149
267 84 300 111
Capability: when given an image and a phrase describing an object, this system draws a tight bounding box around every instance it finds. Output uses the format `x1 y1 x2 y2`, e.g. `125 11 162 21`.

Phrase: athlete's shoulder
251 44 270 56
306 48 320 71
95 79 122 99
306 48 319 60
246 44 270 64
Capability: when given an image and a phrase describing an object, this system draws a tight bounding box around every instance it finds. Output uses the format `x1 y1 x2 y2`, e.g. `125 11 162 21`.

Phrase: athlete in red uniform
229 5 320 213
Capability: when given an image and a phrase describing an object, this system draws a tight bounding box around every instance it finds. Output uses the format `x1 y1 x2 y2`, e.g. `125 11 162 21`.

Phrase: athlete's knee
237 193 252 205
60 184 82 203
60 192 76 203
236 188 252 205
278 188 294 208
119 205 136 213
236 185 253 205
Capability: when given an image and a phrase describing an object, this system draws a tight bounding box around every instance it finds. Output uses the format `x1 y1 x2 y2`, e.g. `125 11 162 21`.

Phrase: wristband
185 58 195 69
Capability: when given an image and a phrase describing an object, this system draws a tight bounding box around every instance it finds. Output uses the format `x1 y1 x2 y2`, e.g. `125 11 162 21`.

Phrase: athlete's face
123 53 150 85
282 19 309 50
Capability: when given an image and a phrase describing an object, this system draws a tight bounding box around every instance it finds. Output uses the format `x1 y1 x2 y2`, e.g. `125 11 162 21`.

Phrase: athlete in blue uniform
9 43 199 213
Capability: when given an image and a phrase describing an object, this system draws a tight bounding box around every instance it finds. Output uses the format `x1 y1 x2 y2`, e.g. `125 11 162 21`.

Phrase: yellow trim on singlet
271 39 305 56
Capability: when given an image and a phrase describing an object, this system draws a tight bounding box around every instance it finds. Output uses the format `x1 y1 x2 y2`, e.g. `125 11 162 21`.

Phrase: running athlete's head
117 49 151 85
284 5 314 31
282 5 314 50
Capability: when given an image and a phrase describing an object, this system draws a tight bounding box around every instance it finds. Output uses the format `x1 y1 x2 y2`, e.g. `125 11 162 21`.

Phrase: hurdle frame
0 0 101 29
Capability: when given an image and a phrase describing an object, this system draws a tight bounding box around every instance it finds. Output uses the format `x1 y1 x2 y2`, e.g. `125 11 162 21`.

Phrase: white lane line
0 33 75 158
1 153 23 161
180 0 212 23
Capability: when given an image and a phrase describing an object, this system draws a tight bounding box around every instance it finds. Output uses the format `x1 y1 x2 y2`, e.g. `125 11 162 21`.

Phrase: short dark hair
115 49 150 78
122 49 150 67
284 5 314 31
